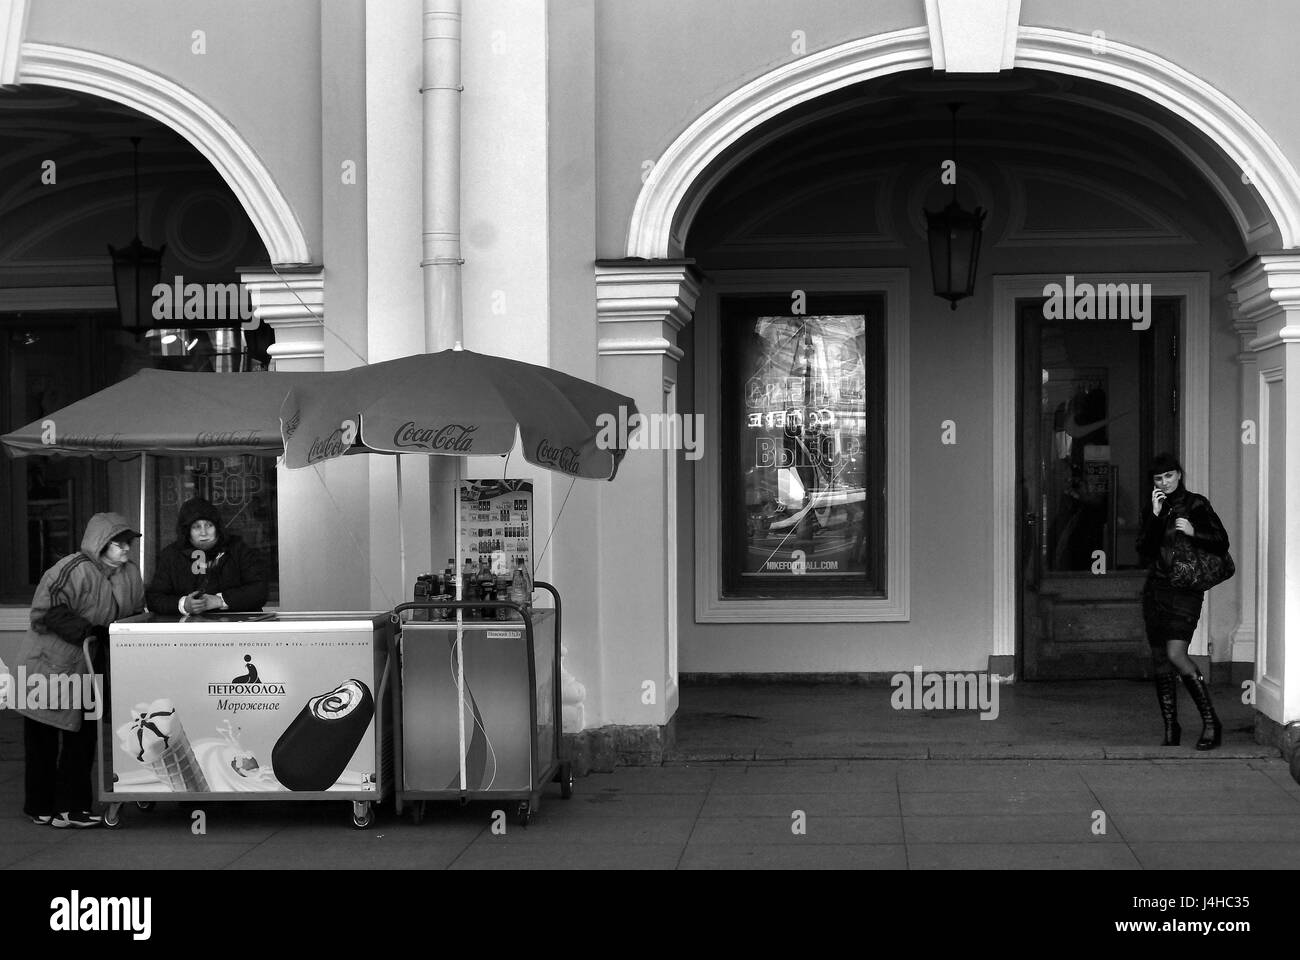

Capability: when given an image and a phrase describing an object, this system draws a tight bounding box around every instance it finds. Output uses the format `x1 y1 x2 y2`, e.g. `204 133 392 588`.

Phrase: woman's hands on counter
182 592 226 615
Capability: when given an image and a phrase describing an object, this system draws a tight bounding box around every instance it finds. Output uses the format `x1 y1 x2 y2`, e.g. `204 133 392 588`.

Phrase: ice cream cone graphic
117 698 210 792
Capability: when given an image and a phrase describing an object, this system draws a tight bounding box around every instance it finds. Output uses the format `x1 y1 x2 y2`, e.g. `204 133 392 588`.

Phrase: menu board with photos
458 479 534 576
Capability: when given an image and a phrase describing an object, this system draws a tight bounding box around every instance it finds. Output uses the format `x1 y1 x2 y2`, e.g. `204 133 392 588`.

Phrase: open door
1018 298 1179 679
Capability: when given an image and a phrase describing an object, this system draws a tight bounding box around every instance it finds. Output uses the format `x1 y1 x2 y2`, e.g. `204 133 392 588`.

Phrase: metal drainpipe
423 0 463 352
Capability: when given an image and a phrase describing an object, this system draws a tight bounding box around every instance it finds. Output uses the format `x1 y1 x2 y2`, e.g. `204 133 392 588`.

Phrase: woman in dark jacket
1135 453 1230 750
147 498 268 614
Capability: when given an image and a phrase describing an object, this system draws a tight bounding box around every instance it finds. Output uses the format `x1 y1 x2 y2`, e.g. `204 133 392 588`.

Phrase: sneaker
51 810 103 829
27 813 53 826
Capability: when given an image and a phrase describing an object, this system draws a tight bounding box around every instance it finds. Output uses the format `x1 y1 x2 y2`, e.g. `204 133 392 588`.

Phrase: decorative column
1230 254 1300 763
240 265 325 372
595 259 700 745
1227 291 1258 682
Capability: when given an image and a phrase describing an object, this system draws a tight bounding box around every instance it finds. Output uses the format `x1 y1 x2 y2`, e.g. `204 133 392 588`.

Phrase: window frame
694 269 910 623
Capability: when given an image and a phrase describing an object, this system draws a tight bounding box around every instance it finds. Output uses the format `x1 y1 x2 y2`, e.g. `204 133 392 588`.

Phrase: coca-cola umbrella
278 347 637 791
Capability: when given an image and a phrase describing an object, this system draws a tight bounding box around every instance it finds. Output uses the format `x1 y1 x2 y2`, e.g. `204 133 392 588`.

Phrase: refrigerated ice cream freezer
94 611 393 829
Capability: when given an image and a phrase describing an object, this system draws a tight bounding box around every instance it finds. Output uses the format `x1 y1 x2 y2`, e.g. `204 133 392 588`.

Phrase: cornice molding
241 267 324 371
595 263 701 332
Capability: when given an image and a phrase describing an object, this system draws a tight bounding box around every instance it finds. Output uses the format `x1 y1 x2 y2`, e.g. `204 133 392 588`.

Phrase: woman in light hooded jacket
14 512 145 827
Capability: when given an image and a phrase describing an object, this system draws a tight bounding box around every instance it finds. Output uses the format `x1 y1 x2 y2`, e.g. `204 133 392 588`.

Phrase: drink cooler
89 612 394 830
390 582 572 827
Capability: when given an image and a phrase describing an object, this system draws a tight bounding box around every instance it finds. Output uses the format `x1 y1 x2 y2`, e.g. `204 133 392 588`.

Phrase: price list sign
458 479 534 575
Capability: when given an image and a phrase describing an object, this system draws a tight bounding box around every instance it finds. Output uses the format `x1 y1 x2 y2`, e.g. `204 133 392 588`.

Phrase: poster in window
737 312 870 581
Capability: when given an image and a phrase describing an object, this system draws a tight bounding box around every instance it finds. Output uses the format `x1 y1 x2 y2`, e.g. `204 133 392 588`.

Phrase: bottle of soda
509 556 531 619
462 557 478 618
477 556 494 618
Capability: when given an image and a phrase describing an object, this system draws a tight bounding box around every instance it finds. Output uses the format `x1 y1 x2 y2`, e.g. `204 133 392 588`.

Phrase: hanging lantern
925 104 985 310
109 137 166 336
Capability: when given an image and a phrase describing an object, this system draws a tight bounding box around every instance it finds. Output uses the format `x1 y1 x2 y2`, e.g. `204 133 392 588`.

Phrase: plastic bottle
509 556 531 619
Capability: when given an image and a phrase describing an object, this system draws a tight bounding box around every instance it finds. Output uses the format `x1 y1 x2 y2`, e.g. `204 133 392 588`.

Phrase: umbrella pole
454 456 466 793
396 454 406 596
139 454 147 583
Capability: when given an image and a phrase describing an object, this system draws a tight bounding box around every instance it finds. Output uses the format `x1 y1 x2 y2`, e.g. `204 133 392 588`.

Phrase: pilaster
1228 291 1258 671
1230 253 1300 748
595 259 700 729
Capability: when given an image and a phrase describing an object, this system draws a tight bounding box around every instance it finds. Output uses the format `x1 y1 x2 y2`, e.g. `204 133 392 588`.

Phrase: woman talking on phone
1135 453 1231 749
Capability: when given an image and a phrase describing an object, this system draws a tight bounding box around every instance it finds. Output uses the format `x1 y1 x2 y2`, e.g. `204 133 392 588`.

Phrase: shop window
720 294 886 598
694 269 910 624
1 312 277 603
150 454 279 605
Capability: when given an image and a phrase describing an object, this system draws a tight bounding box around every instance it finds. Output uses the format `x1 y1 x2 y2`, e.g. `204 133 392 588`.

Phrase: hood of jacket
80 512 139 561
175 497 224 547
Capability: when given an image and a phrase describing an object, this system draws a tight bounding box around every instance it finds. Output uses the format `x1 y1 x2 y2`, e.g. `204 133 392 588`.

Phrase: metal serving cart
390 581 572 827
91 611 394 830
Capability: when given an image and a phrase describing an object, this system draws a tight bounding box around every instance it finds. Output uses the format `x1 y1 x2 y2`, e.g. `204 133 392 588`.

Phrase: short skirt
1142 578 1204 644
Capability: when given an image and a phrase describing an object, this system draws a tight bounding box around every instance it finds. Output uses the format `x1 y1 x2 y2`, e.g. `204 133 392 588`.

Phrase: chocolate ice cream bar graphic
116 699 210 792
272 679 374 791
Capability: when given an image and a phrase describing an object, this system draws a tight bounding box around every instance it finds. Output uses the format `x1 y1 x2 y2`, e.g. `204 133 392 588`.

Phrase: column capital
595 259 701 357
1229 253 1300 349
240 265 325 371
1227 290 1261 364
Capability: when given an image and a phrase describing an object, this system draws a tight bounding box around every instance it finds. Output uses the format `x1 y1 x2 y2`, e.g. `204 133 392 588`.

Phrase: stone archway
17 42 310 265
627 26 1300 258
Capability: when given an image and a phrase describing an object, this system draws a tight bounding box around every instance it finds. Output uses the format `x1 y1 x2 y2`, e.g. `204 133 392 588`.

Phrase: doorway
1017 298 1179 679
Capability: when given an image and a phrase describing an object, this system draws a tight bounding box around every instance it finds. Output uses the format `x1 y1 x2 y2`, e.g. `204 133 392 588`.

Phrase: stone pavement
1 755 1298 870
1 679 1297 870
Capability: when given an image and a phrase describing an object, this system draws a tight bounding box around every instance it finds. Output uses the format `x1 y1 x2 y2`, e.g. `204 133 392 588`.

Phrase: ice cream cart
390 582 571 827
94 611 393 829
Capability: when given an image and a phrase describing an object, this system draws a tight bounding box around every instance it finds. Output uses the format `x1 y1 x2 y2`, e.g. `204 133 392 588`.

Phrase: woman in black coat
1134 453 1230 749
146 497 268 615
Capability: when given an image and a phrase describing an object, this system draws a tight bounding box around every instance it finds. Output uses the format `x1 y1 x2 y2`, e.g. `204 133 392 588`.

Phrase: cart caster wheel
351 802 373 830
411 801 425 825
135 801 155 812
102 810 122 830
560 772 574 799
517 801 533 828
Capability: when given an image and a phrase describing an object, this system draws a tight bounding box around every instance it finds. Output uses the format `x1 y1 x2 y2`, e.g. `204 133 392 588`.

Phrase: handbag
1167 534 1235 591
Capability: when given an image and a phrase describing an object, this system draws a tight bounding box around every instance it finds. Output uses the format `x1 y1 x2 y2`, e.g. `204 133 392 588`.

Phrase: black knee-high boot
1181 673 1222 750
1154 673 1181 746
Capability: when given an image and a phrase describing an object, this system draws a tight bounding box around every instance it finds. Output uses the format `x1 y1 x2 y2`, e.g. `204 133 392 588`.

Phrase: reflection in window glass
722 295 886 598
151 455 279 603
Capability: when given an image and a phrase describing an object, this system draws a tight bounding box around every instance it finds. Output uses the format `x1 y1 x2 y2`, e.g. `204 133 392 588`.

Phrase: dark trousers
24 717 97 815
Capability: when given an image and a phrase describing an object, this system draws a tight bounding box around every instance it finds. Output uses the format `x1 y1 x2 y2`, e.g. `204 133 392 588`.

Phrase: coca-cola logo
195 430 261 447
536 439 580 474
59 433 125 450
306 419 357 464
393 422 476 452
283 410 301 440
